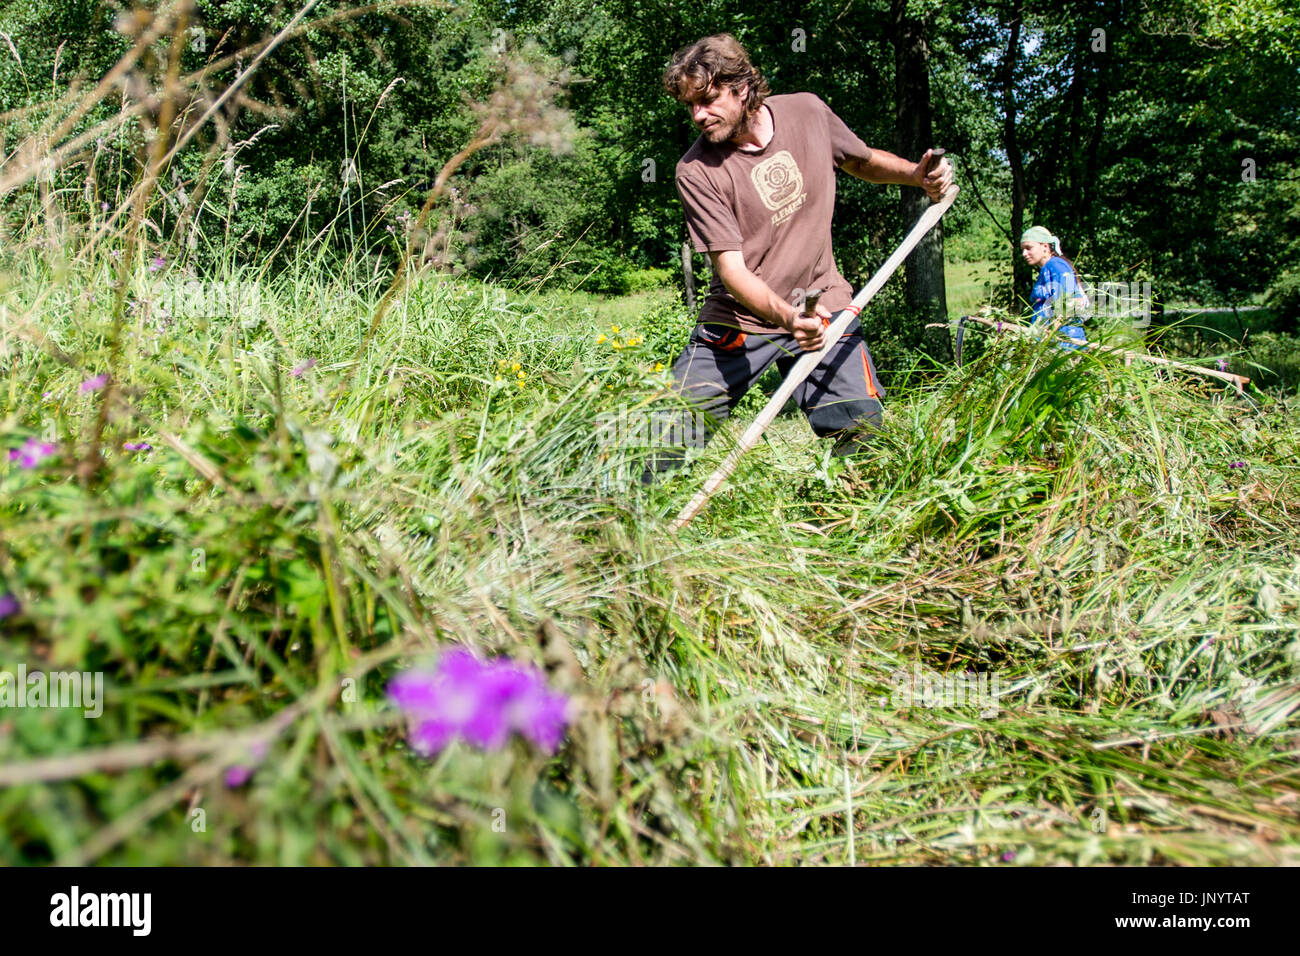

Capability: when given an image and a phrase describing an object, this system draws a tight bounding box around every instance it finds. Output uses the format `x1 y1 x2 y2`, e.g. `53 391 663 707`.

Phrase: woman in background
1020 225 1088 348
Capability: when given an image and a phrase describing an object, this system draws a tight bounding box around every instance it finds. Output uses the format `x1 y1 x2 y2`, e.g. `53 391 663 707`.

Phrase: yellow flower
511 362 521 372
515 378 525 388
494 375 504 383
610 325 620 334
653 362 664 372
612 340 623 350
516 370 526 379
498 359 507 369
596 334 607 344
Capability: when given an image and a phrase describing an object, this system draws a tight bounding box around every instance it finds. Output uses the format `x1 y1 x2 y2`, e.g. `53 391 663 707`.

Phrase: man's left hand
915 149 953 202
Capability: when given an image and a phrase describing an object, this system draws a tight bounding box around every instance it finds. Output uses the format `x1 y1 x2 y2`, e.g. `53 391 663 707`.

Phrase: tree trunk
1081 28 1113 253
1039 40 1086 225
892 0 950 361
1001 1 1030 300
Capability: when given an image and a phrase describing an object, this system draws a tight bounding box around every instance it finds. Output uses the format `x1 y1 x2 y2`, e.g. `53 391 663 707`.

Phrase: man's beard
706 107 754 145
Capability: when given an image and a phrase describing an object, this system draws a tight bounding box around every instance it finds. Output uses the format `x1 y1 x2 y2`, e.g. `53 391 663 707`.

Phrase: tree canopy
2 0 1296 320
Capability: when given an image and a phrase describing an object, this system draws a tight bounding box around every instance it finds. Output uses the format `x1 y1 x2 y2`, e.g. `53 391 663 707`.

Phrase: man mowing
644 33 952 481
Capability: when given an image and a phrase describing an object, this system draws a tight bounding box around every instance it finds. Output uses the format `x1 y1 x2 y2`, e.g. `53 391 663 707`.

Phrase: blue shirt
1030 256 1085 325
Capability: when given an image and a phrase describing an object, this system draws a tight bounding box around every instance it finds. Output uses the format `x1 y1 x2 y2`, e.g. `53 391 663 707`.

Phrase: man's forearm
841 149 921 187
711 252 797 329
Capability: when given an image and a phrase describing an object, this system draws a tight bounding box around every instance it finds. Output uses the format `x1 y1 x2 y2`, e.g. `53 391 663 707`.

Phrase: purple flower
80 373 108 393
0 593 19 619
8 438 56 469
390 650 497 755
1229 461 1247 469
1001 851 1016 863
123 441 152 452
1216 358 1228 372
42 391 52 399
496 666 570 752
224 740 269 788
224 764 256 787
389 649 571 757
292 358 317 378
149 256 166 272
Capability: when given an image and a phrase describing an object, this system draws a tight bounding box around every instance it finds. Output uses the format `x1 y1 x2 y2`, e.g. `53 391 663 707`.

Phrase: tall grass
2 248 1298 864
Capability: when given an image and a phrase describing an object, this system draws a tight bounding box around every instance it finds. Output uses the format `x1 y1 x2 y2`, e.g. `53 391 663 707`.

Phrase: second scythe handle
671 181 961 529
803 288 823 317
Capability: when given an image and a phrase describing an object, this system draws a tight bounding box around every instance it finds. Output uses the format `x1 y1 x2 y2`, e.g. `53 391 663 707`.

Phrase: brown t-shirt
674 92 872 333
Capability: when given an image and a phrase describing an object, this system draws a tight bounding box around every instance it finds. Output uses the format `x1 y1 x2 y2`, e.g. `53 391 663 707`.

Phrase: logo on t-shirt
750 150 806 224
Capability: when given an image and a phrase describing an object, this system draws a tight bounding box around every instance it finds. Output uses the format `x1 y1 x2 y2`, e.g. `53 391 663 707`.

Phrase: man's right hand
790 304 832 352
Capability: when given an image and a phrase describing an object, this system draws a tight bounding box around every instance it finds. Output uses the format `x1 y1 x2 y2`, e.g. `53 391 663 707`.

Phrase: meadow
2 248 1297 865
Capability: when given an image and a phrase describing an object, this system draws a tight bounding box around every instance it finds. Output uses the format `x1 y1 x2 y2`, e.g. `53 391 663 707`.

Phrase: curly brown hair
662 34 769 113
